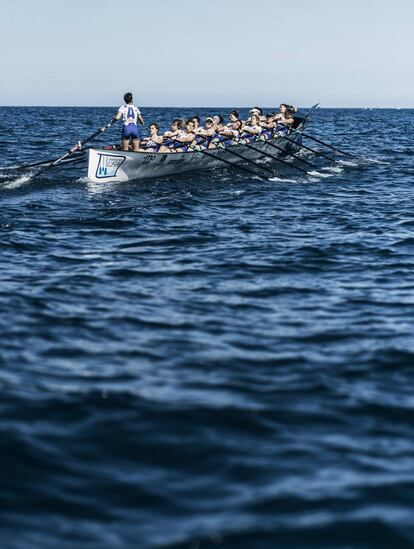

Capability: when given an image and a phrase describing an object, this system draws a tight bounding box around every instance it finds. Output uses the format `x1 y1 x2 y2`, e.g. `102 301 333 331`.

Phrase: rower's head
185 120 195 133
191 116 200 128
279 103 288 113
266 112 276 120
172 119 184 130
229 110 239 122
250 107 262 116
149 123 159 134
213 115 224 125
124 92 133 104
233 120 242 130
251 113 260 124
205 117 214 128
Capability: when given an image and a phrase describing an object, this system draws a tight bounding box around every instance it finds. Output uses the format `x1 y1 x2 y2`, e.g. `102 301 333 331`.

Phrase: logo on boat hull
96 154 126 179
143 154 157 165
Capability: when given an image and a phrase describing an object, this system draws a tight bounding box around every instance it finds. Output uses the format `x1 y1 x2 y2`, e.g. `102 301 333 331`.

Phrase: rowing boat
86 125 305 183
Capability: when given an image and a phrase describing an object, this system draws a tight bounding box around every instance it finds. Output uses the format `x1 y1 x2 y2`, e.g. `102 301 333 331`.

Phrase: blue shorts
122 124 140 141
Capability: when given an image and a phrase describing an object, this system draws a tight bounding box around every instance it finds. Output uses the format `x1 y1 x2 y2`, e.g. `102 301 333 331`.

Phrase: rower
227 110 240 125
274 104 295 132
209 119 242 148
240 113 263 141
159 119 196 153
192 117 216 149
207 116 226 148
260 112 277 138
139 123 163 152
162 119 184 147
191 116 200 131
112 92 144 152
248 107 265 123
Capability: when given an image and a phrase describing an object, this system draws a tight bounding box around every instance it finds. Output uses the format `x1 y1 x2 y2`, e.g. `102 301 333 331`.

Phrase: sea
1 106 414 548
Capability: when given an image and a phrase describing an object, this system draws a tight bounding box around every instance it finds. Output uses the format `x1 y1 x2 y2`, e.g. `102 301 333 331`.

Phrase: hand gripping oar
196 148 269 179
33 119 116 177
298 130 355 158
246 137 317 169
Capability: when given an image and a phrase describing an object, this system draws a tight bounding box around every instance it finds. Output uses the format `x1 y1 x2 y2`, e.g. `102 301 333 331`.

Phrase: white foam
1 174 33 189
322 166 344 173
364 157 390 165
269 176 299 183
337 159 360 168
0 164 20 171
307 170 333 178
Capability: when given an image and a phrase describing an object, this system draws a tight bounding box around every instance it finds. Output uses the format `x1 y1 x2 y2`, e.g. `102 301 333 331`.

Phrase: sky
0 0 413 108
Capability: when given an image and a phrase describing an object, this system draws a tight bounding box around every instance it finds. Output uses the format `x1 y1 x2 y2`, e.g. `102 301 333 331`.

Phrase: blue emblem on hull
96 154 126 179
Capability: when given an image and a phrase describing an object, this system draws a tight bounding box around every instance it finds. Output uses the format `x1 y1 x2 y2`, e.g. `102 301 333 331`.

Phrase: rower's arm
137 112 144 125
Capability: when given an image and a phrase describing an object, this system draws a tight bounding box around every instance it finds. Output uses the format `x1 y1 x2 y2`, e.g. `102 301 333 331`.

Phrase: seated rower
213 115 225 129
162 118 185 147
260 112 277 138
274 104 295 132
248 107 265 123
138 123 163 152
227 110 240 126
209 119 243 148
191 116 200 131
240 113 263 142
192 117 216 149
207 115 226 149
159 119 196 153
163 119 184 138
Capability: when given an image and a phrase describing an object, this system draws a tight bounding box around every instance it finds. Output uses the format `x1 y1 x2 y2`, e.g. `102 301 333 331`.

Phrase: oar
32 119 115 177
280 134 336 163
219 146 275 176
241 140 309 175
1 149 86 170
198 148 268 179
298 130 355 158
249 138 317 169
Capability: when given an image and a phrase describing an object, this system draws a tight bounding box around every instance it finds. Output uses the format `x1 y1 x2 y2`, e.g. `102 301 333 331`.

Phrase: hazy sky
0 0 413 107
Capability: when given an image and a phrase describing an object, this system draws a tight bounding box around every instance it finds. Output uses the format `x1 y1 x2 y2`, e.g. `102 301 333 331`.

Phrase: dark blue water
1 107 414 548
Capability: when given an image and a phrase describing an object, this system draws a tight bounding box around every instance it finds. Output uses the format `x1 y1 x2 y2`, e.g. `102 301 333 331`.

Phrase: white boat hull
86 133 303 183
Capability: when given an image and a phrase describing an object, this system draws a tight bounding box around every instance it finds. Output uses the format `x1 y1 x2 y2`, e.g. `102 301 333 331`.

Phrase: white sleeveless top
118 104 141 126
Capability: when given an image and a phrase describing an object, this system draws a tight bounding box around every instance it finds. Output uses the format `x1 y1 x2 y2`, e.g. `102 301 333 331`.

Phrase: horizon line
0 104 413 110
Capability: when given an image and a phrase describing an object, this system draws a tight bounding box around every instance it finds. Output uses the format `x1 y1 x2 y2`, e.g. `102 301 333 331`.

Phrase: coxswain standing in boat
113 92 144 152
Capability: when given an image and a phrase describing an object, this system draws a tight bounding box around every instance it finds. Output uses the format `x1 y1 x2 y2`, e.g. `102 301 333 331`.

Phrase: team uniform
240 124 263 142
118 104 142 140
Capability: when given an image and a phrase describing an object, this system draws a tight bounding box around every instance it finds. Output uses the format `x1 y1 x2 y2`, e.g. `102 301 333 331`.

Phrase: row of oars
1 113 356 182
201 130 354 180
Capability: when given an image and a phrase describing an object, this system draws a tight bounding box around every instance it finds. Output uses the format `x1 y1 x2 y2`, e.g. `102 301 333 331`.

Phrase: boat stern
87 148 129 183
